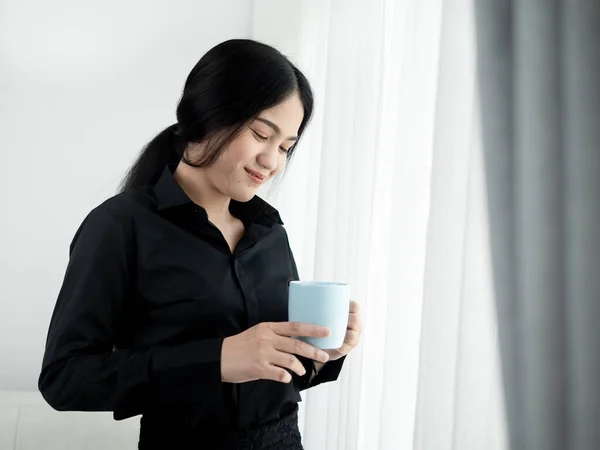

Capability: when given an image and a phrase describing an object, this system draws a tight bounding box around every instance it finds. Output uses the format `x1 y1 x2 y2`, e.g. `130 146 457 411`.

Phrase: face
197 92 304 202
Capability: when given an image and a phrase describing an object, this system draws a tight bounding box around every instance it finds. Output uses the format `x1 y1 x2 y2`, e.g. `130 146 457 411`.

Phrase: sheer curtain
252 1 507 449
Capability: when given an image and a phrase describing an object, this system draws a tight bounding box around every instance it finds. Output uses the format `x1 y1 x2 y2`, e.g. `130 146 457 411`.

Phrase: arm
38 206 224 418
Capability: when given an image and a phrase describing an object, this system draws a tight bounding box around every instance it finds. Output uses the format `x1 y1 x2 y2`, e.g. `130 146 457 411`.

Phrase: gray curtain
474 1 600 450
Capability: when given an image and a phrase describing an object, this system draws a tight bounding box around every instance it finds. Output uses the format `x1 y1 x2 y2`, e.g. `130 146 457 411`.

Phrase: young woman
38 39 362 449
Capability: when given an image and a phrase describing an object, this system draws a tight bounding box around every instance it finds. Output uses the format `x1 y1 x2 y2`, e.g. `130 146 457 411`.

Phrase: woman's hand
221 322 331 384
324 300 363 362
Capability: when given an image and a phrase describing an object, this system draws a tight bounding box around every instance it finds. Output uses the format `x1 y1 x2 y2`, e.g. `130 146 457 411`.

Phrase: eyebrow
255 117 298 141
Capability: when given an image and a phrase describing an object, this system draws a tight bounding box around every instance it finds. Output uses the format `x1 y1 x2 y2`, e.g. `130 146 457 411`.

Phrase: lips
244 168 267 183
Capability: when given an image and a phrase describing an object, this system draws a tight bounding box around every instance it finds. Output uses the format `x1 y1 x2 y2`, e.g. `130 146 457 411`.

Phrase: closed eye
251 129 268 141
252 128 290 154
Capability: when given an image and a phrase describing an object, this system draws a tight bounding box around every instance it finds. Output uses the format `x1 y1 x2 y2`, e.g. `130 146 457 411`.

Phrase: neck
173 162 232 222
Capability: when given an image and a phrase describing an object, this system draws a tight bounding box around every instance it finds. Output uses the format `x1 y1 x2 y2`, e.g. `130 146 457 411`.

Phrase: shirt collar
153 164 283 227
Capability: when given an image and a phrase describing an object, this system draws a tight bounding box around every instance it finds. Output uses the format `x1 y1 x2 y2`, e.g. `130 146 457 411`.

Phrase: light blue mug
288 281 351 350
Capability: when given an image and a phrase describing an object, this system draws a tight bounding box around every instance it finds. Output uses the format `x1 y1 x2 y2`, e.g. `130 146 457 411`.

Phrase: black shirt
38 164 345 436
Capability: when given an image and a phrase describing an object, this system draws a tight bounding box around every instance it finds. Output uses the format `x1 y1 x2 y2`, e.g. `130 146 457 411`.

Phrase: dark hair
119 39 314 192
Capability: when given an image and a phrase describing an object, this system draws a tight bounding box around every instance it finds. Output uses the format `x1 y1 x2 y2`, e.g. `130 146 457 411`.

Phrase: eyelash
251 129 290 154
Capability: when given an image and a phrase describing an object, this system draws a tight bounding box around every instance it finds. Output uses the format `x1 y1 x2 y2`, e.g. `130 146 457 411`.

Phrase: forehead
256 93 304 135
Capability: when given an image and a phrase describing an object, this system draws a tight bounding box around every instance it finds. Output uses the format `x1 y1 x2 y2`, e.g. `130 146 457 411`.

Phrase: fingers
349 300 360 314
348 301 362 335
347 312 362 332
262 364 293 384
275 336 330 363
270 350 306 378
268 322 330 339
344 329 361 347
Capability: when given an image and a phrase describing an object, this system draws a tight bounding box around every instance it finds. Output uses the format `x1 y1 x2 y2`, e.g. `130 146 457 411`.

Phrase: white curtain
253 1 507 449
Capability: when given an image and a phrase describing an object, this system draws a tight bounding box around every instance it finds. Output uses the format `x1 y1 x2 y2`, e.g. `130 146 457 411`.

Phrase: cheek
228 134 259 162
219 144 249 173
210 153 234 176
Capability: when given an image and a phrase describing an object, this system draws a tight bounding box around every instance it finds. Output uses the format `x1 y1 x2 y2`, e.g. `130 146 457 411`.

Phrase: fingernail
320 352 329 361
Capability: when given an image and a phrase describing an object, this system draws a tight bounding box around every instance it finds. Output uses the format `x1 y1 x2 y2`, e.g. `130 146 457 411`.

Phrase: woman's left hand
325 300 363 361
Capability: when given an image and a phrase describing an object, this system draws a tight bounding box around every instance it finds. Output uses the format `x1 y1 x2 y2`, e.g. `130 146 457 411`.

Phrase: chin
230 188 258 203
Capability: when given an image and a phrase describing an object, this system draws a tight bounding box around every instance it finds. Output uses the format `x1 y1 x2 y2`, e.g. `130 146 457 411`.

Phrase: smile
244 168 266 184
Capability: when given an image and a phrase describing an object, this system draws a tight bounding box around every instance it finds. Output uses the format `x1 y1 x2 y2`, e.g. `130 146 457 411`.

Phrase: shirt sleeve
38 205 225 419
283 231 346 391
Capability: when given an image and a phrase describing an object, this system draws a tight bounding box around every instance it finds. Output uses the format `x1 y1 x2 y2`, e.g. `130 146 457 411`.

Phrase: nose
256 145 278 172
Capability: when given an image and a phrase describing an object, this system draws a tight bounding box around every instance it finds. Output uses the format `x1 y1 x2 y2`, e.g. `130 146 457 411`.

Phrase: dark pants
138 405 303 450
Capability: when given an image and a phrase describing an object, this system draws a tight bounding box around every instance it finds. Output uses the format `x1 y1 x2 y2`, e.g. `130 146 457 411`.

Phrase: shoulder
96 188 155 221
73 188 155 241
79 188 153 227
272 222 290 240
269 223 294 258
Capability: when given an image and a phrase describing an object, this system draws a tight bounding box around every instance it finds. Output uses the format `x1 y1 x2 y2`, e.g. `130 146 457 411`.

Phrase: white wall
0 0 252 390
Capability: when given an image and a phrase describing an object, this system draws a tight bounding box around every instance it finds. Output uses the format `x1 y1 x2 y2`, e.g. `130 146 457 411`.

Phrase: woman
38 39 362 449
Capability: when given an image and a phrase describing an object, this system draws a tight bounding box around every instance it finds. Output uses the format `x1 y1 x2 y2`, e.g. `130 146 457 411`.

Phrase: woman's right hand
220 322 331 384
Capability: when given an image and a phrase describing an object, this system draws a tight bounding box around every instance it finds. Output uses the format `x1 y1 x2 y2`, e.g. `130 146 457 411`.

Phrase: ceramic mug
288 281 350 350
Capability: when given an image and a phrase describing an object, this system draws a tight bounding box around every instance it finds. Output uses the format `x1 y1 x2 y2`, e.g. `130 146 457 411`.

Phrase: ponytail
118 123 186 193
